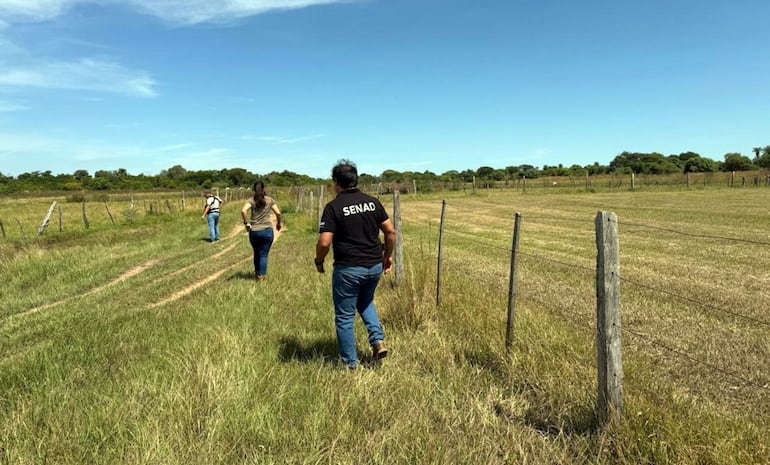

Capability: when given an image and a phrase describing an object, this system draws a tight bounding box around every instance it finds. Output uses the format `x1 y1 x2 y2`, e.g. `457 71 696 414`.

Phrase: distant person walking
201 189 223 242
315 159 396 369
241 181 282 281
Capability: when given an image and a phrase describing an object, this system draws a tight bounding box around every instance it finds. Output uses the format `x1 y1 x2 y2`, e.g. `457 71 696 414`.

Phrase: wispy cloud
0 0 354 25
241 133 325 144
0 102 28 111
0 57 157 97
0 0 75 22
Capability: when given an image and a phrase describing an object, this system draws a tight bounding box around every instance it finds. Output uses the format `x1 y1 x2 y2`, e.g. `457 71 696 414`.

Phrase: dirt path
17 259 161 318
148 219 285 309
11 219 285 319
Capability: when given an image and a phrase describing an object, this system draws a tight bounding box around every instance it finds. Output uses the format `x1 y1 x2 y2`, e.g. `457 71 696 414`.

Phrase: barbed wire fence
392 195 770 425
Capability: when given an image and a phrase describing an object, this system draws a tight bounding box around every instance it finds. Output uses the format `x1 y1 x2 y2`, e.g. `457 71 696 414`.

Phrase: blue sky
0 0 768 179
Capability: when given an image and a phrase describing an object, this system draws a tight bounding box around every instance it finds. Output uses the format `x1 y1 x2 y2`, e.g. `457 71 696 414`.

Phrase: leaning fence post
16 219 27 239
105 202 115 225
436 199 447 307
38 201 57 235
595 210 623 424
505 212 522 354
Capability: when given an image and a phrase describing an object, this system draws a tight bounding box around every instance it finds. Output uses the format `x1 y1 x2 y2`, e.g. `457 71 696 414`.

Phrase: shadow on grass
278 336 386 369
278 336 339 364
229 271 256 281
464 348 601 436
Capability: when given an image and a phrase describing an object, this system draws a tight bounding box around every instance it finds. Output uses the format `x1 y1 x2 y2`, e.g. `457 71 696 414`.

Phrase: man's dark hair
332 159 358 189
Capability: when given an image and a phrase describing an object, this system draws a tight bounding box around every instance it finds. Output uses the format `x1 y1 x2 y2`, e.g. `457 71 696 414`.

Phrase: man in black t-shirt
315 160 396 369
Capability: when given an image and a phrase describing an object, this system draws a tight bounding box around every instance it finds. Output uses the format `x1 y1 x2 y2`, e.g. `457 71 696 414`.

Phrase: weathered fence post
309 191 314 219
505 212 522 354
105 202 115 225
436 199 447 307
317 184 324 227
393 191 403 286
16 219 27 239
81 197 90 229
38 201 57 235
595 210 623 424
0 218 5 239
58 205 63 232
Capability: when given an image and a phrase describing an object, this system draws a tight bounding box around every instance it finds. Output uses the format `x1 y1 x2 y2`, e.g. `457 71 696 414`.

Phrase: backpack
206 195 222 211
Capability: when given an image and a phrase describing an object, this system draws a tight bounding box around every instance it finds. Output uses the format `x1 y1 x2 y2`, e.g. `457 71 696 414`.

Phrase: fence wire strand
615 219 770 246
620 325 768 390
616 273 770 328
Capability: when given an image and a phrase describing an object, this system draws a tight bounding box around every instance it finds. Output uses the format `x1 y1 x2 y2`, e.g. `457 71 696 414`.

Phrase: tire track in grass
14 259 162 318
147 220 284 309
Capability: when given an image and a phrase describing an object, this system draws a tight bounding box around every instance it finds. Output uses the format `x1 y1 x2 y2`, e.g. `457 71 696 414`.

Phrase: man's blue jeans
332 263 385 368
206 212 220 241
248 228 274 276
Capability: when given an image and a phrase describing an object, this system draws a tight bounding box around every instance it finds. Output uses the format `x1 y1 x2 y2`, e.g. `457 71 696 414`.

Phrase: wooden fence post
436 199 447 307
505 212 522 354
317 185 324 227
38 201 57 235
16 219 27 239
0 218 5 239
81 198 90 229
393 191 403 286
105 202 115 225
58 205 63 232
595 211 623 424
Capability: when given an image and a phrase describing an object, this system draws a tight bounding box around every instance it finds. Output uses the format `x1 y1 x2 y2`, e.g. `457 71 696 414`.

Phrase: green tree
722 153 756 171
755 146 770 169
683 156 717 173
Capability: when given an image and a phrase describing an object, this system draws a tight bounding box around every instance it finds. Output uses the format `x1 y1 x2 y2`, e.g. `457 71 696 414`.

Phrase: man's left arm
380 219 396 273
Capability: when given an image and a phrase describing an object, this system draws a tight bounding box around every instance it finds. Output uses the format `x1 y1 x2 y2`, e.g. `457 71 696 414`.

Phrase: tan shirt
247 196 275 231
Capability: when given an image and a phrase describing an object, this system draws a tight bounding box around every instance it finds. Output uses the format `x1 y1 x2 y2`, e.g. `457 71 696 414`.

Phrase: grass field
0 186 768 464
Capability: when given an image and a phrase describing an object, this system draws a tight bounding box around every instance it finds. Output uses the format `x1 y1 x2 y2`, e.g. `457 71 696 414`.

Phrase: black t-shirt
319 189 389 267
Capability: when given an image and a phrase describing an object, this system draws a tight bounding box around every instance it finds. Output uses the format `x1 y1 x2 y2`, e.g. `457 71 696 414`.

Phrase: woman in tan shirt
241 181 282 281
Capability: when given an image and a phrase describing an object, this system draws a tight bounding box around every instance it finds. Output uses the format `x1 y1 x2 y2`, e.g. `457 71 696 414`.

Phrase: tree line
1 147 769 193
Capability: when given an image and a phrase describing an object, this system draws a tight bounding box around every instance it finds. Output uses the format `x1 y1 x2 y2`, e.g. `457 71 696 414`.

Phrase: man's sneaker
372 341 388 360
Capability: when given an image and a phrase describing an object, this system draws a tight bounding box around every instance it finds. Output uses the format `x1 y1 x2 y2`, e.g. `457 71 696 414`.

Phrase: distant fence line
0 186 318 240
354 170 770 194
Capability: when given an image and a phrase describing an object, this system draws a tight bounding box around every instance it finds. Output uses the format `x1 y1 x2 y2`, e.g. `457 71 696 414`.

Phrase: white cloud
0 101 28 111
131 0 352 25
0 0 76 22
241 133 325 144
0 0 354 25
0 57 157 97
